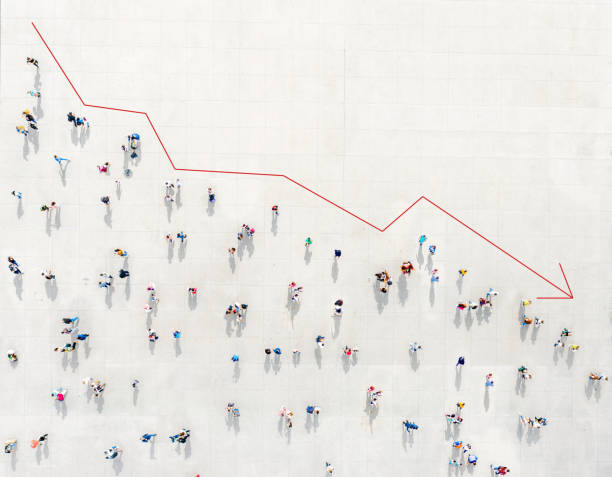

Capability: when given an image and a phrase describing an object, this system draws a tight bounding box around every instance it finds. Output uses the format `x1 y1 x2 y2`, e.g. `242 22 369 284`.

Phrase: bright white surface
1 1 611 476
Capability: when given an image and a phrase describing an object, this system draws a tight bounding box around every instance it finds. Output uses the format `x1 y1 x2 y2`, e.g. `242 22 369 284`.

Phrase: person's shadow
271 213 278 235
45 279 58 300
456 271 465 290
13 275 23 300
104 207 112 228
112 454 123 475
304 247 312 264
22 134 30 160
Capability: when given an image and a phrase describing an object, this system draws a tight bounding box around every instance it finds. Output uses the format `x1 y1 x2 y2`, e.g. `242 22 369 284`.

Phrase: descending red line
30 22 573 299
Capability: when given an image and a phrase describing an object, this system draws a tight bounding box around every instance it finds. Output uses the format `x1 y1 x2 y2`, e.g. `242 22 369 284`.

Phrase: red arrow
31 22 573 300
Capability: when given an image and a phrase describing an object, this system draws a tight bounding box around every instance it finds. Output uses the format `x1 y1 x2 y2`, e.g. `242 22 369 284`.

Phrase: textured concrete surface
1 1 611 476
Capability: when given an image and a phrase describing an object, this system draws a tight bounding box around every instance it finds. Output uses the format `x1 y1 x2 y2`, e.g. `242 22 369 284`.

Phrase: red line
31 22 572 299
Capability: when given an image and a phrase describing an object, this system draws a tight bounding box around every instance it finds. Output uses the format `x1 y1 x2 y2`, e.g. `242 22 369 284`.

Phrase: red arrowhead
537 263 574 300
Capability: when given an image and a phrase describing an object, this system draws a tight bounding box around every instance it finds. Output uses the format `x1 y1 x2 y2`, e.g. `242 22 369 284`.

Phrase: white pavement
1 1 612 476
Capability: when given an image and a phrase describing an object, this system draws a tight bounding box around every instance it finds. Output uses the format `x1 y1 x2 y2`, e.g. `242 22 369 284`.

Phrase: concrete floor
1 1 612 476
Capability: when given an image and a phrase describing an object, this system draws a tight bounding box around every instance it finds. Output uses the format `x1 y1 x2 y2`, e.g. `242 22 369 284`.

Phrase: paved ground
1 1 612 476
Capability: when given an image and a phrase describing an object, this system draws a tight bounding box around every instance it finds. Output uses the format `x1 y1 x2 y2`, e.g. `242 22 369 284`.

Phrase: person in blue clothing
273 348 281 355
418 234 427 245
140 433 156 443
76 333 89 341
402 420 419 431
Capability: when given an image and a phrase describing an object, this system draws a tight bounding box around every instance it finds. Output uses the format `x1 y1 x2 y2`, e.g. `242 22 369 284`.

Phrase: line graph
31 22 573 300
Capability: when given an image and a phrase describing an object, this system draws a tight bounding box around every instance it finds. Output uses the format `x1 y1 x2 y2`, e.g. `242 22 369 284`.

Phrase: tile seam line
30 21 572 299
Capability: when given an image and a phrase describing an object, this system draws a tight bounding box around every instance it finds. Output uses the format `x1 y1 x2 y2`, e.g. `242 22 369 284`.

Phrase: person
140 433 156 442
445 413 463 424
51 387 67 401
456 402 465 411
101 196 110 205
169 428 190 443
305 237 312 247
231 354 239 362
569 344 580 352
409 342 422 352
27 89 41 98
316 336 325 347
325 462 334 474
177 232 187 242
518 366 532 380
403 420 419 431
4 439 17 453
26 57 39 67
97 162 110 173
458 269 467 276
228 247 236 254
491 465 510 475
67 112 77 126
104 446 121 459
431 269 439 282
589 372 609 381
272 205 279 215
30 434 48 448
114 249 127 257
401 261 414 275
54 343 76 353
428 245 436 255
7 350 18 362
273 347 281 355
467 454 478 465
522 299 532 306
485 373 494 387
334 249 341 258
54 155 69 165
418 235 427 245
11 190 22 199
172 330 181 339
16 125 28 136
208 187 215 202
333 299 343 316
41 270 55 280
98 273 113 287
148 330 158 342
76 333 89 341
188 287 197 295
118 269 130 278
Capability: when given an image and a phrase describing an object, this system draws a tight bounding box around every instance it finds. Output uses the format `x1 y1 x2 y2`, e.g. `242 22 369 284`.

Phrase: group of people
6 53 602 476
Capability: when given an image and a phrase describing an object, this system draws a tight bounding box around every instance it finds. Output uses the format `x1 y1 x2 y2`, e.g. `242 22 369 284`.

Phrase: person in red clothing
491 465 510 474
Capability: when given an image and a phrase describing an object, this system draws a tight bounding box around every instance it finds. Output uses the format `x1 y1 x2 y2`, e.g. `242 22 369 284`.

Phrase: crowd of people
4 53 603 476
